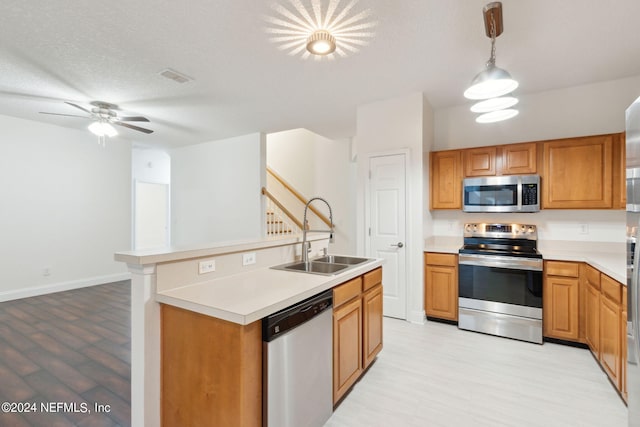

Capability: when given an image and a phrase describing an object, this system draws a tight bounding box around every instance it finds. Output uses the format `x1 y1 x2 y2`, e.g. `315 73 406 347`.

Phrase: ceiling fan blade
117 116 150 122
114 121 154 134
39 112 89 118
64 101 92 114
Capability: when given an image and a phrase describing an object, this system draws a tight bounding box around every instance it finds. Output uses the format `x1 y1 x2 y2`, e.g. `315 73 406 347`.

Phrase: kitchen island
115 234 383 427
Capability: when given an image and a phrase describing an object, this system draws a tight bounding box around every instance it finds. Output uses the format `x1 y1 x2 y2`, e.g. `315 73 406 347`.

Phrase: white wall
431 210 625 243
428 76 640 243
170 133 265 246
266 128 356 255
133 147 170 184
355 92 433 324
0 114 132 301
434 75 640 150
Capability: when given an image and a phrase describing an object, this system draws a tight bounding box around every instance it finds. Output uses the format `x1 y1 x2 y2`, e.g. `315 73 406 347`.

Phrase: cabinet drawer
363 267 382 292
334 277 362 308
601 274 622 304
545 261 580 278
585 264 601 289
425 252 457 267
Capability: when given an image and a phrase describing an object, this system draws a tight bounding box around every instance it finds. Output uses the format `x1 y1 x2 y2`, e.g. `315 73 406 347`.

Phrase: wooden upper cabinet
430 150 462 209
464 146 497 177
542 134 614 209
500 142 537 175
614 132 626 209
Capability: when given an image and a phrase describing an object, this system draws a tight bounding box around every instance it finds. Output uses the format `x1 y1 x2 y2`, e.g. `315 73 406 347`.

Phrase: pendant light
465 2 519 123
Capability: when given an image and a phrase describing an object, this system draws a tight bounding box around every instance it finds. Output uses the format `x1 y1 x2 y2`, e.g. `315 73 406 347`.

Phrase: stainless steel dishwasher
262 289 333 427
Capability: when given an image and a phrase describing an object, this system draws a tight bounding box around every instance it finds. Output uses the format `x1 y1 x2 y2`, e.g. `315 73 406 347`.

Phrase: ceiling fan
40 101 154 138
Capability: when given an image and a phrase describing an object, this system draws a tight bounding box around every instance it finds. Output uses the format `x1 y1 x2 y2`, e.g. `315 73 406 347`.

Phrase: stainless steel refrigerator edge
627 95 640 426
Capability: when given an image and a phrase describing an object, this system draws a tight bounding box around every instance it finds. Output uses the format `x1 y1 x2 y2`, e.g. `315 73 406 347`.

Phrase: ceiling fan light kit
40 100 153 146
465 2 519 123
88 121 118 137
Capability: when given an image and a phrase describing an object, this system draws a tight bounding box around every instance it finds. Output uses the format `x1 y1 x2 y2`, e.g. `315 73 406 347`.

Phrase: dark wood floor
0 281 131 427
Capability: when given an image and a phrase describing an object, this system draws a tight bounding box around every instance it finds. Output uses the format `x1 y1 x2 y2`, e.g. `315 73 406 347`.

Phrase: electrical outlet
198 259 216 274
579 223 589 235
242 252 257 266
42 267 51 277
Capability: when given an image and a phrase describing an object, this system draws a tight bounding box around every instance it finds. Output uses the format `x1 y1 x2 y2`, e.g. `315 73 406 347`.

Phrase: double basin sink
272 255 371 276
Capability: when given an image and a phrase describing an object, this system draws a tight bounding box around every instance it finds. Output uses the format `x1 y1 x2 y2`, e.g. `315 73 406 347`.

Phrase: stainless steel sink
280 261 349 275
271 255 373 276
313 255 369 265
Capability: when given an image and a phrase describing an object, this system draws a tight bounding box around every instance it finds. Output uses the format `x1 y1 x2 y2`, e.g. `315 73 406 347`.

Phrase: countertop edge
424 236 625 284
156 259 384 325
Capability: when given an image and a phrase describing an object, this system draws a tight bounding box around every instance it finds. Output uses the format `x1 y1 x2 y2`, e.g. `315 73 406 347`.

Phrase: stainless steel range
458 223 543 344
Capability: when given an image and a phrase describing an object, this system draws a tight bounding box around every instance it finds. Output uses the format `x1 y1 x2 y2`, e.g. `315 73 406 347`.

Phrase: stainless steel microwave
462 175 540 213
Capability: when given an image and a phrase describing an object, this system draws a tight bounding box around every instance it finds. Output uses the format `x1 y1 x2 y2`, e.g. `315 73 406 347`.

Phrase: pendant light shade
470 95 518 113
475 108 519 123
465 2 519 123
464 63 519 100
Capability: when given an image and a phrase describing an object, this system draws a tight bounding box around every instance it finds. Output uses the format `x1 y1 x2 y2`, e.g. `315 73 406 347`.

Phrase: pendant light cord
487 13 497 67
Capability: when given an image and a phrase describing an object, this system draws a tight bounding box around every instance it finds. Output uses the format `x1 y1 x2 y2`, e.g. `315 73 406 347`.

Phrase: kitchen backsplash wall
430 210 625 242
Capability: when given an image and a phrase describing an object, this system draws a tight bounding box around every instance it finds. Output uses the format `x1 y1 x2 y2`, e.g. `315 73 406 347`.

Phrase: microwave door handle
517 177 523 211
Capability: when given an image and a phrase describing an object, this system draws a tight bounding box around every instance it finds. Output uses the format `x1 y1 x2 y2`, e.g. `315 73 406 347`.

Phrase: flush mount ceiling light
465 2 519 123
264 0 377 60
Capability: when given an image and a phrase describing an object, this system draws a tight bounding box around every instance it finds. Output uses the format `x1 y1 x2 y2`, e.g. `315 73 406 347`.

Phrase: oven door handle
459 253 543 271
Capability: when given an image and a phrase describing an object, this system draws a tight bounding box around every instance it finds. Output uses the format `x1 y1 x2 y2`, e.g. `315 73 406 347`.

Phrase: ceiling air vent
159 68 193 84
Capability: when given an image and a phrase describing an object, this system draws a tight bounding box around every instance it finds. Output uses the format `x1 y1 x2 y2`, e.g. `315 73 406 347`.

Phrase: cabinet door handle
390 242 404 248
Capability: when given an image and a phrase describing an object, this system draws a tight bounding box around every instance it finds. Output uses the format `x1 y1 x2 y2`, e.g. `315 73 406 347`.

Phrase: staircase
262 167 332 237
264 197 298 235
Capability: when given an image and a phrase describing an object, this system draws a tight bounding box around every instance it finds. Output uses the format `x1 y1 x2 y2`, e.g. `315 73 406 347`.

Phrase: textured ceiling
1 0 639 148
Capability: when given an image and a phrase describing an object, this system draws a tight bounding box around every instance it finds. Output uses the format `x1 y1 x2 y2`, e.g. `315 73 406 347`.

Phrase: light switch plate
198 259 216 274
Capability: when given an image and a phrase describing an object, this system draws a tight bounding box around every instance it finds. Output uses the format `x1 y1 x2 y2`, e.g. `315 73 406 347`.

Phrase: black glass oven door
459 264 543 308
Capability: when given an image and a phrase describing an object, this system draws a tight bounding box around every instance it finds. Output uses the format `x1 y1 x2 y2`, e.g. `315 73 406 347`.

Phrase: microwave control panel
522 184 538 206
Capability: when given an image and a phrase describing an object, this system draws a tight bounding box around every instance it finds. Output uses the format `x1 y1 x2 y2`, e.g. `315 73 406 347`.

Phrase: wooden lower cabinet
161 304 262 427
363 283 383 368
333 267 383 404
585 277 601 356
543 261 580 341
333 296 363 403
600 275 623 389
424 253 458 321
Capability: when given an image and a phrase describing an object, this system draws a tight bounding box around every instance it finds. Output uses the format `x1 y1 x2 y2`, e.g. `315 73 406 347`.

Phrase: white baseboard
0 272 132 303
407 309 426 325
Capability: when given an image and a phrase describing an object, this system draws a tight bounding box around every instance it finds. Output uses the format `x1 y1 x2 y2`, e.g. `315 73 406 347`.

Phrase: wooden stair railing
267 167 332 228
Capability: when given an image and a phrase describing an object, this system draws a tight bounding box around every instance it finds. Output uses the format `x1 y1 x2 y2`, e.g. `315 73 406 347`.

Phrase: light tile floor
326 318 627 427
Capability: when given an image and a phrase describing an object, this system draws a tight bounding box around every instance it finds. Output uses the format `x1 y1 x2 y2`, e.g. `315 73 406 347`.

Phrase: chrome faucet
301 197 334 263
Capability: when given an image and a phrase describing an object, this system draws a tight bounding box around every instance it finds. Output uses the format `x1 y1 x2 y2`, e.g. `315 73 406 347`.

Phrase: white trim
0 272 132 302
408 309 426 325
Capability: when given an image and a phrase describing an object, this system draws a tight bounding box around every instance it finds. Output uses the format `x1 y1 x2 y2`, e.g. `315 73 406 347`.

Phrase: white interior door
368 153 407 319
134 181 169 250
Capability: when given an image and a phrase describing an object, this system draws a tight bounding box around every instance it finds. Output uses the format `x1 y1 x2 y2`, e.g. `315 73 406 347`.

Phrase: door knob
390 242 404 248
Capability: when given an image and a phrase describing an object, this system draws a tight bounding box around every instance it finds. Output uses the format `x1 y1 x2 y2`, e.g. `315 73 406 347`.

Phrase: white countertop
156 258 384 325
425 236 625 284
538 240 625 284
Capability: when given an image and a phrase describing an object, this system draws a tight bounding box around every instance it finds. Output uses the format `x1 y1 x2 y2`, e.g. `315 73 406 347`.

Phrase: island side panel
161 304 262 427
